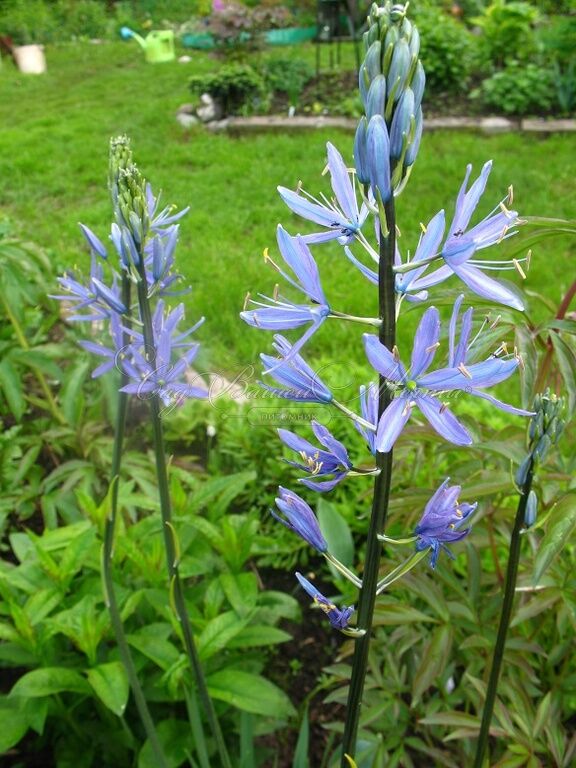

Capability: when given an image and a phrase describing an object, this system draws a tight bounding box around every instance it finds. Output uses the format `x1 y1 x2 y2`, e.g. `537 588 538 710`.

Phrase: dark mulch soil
256 567 347 767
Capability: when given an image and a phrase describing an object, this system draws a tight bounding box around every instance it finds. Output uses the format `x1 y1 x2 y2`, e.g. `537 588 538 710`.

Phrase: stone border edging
203 114 576 135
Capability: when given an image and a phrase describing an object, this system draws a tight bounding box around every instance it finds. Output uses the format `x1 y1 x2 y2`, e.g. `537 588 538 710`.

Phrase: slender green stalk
473 459 534 768
134 266 232 768
340 198 397 764
101 277 168 768
0 293 66 425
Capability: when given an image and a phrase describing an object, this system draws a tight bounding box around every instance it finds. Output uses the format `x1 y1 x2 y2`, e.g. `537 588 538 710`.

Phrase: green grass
0 39 574 374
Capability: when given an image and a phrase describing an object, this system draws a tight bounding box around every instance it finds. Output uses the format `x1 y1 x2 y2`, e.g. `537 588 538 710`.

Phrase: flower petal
363 334 405 382
375 394 412 453
417 394 472 446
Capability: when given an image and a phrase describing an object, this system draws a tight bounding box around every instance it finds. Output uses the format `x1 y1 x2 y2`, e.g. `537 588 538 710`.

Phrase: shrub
263 57 314 107
471 0 540 66
189 63 267 115
471 60 555 115
411 6 474 93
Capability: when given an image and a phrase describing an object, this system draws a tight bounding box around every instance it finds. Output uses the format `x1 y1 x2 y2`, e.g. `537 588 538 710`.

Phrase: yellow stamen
513 258 527 280
497 225 509 244
507 185 514 206
425 342 440 354
243 292 251 311
392 344 400 361
273 283 280 300
458 362 472 379
420 221 427 234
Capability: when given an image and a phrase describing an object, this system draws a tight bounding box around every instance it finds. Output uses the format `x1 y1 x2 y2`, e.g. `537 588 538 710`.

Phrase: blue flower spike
271 487 328 552
295 572 361 636
415 479 477 568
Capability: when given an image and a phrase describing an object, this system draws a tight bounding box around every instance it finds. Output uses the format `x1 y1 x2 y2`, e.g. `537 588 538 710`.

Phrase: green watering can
120 27 175 63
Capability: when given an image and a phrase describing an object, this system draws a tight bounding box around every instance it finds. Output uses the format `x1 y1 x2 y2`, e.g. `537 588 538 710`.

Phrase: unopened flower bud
390 87 415 159
387 38 410 102
354 117 370 184
524 490 537 528
367 114 391 203
515 454 532 487
404 106 423 168
366 74 387 119
411 60 426 110
534 433 551 462
365 40 382 80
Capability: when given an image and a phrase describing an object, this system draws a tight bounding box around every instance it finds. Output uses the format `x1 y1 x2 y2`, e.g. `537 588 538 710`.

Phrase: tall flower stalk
54 137 231 767
473 392 564 768
241 2 532 763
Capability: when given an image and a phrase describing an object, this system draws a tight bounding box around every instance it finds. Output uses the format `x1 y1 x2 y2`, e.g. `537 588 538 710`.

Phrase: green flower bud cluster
355 2 424 197
529 390 564 464
515 390 564 528
116 164 150 246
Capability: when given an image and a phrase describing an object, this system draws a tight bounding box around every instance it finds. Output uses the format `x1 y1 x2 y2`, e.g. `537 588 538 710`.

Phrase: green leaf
292 704 309 768
138 719 190 768
197 611 249 660
317 498 355 569
127 625 180 671
515 324 537 410
227 625 291 649
533 494 576 584
550 333 576 415
207 669 296 718
220 571 258 618
0 358 25 421
87 662 129 717
60 358 90 426
10 667 90 697
0 696 29 753
411 624 453 706
373 602 438 625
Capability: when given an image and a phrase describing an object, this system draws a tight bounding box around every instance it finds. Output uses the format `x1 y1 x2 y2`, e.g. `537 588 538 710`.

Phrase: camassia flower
415 479 476 568
120 303 207 406
295 572 355 631
346 209 446 306
409 161 525 310
278 420 352 491
363 301 530 452
79 312 129 378
272 487 327 551
260 335 333 403
241 226 330 361
278 142 369 245
53 255 126 322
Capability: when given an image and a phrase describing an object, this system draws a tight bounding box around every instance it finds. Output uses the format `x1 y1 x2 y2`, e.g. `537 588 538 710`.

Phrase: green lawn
0 39 574 371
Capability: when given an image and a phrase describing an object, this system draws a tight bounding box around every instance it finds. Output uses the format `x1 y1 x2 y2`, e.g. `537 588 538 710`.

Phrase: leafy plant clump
189 63 267 116
471 60 556 115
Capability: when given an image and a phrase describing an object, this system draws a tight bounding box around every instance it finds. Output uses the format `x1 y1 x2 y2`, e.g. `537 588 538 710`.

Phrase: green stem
134 264 232 768
0 294 66 425
340 197 397 764
473 460 534 768
101 278 168 768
